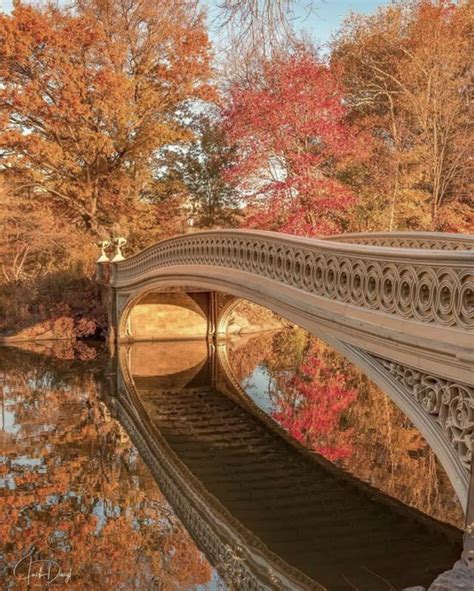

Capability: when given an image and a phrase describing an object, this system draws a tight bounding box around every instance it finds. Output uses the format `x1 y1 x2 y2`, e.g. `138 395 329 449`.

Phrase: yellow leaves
333 0 472 232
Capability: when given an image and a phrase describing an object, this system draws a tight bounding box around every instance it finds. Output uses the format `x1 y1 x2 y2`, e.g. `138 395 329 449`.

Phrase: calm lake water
0 329 464 590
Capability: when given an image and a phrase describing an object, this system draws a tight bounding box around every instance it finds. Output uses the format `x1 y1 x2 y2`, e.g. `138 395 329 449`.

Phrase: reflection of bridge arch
110 342 463 591
113 343 323 590
125 341 209 390
98 230 473 517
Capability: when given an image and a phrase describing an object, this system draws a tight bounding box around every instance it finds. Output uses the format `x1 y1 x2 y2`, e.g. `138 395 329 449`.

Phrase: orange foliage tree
0 178 106 335
0 0 214 336
333 0 473 231
0 0 213 236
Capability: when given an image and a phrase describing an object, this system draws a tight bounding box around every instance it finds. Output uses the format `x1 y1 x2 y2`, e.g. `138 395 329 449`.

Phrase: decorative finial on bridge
112 236 127 262
96 239 111 263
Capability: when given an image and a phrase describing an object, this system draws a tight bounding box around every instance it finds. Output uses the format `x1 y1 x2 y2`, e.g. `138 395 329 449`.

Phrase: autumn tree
224 49 370 236
0 0 214 336
156 109 241 229
0 0 213 236
0 177 107 336
0 180 87 283
333 0 473 231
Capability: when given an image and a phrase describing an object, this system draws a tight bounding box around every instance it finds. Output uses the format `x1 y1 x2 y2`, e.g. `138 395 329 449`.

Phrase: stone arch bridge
97 229 474 573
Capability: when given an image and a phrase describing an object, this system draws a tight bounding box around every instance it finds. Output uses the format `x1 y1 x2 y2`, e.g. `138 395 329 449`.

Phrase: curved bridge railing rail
324 231 474 251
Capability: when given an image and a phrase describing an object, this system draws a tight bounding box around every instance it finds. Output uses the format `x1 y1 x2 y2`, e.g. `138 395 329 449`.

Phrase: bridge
97 229 474 587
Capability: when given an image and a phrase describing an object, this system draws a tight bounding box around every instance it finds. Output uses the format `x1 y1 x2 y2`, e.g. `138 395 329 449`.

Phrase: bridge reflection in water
110 340 462 591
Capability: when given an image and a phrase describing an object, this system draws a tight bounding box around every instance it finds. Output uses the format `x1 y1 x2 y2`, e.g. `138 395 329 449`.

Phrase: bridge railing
110 230 474 331
324 231 474 251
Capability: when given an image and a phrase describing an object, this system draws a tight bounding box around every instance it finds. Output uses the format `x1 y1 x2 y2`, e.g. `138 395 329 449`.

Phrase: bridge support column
462 465 474 568
208 291 235 343
405 468 474 590
207 291 217 342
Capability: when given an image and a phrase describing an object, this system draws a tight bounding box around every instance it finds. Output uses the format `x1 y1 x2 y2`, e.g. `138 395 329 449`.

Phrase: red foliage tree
224 50 370 236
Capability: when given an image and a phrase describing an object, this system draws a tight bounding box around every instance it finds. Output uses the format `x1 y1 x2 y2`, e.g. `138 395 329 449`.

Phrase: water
0 332 464 590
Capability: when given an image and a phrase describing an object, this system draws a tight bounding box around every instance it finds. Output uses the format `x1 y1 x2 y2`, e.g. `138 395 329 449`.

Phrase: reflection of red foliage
272 349 357 461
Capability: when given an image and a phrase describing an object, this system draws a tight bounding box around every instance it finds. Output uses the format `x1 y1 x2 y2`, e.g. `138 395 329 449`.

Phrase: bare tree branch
213 0 315 79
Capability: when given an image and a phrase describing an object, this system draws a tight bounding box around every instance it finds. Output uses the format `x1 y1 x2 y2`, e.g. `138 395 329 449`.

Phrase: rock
403 587 426 591
428 561 474 590
227 312 251 334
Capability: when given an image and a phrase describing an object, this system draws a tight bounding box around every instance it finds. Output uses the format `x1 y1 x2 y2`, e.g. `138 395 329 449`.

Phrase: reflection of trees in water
341 370 465 529
271 343 357 462
228 328 465 528
229 328 356 461
0 350 212 590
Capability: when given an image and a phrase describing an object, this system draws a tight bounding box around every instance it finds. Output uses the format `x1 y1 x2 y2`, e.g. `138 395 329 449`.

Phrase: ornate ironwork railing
372 356 473 471
324 231 474 251
111 230 474 330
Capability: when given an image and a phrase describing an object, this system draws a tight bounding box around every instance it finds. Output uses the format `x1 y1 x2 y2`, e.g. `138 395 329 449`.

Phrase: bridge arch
100 230 473 520
120 287 213 341
117 278 472 514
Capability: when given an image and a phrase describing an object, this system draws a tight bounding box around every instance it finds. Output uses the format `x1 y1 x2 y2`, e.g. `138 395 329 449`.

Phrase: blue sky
292 0 384 44
203 0 385 46
0 0 386 44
